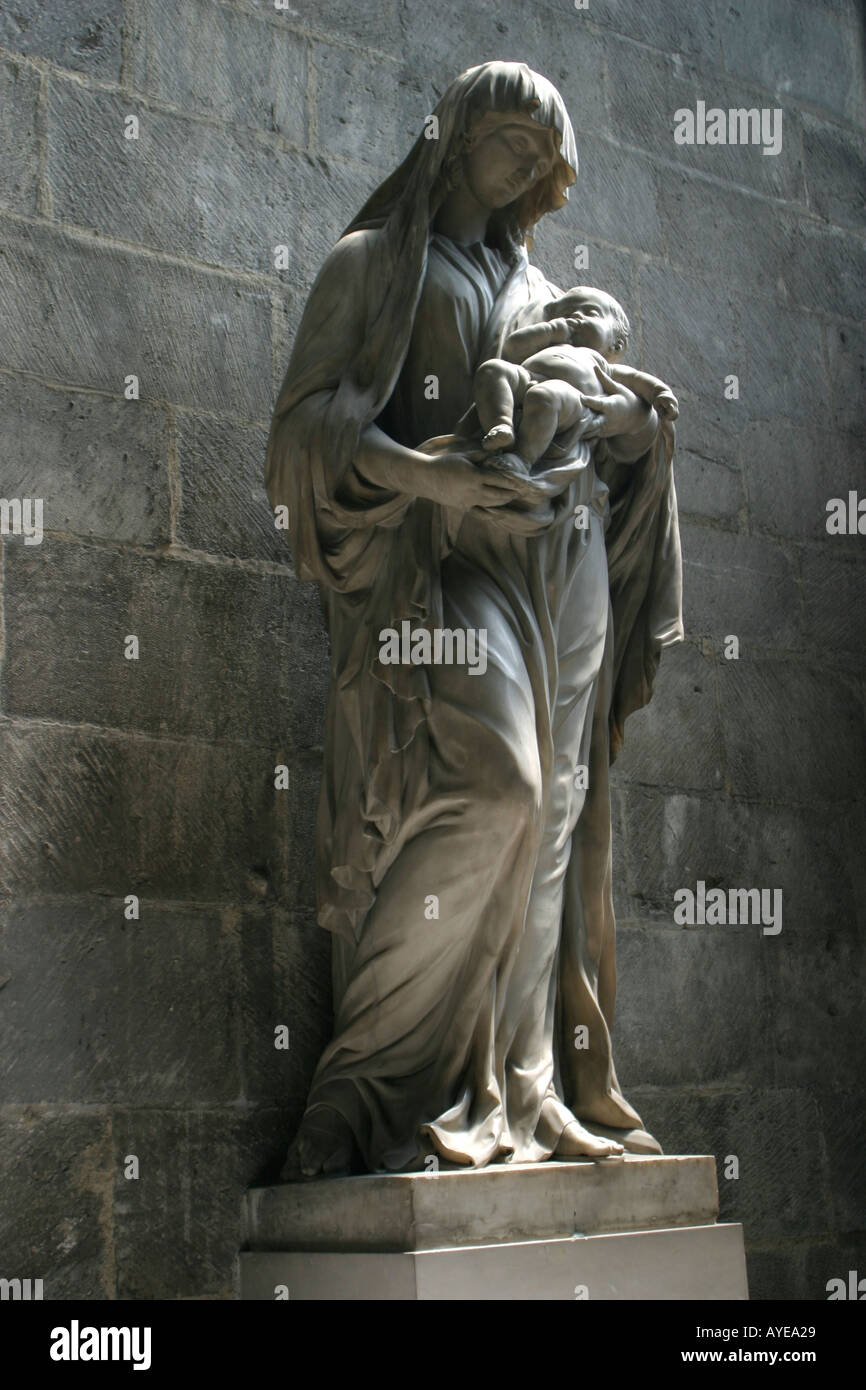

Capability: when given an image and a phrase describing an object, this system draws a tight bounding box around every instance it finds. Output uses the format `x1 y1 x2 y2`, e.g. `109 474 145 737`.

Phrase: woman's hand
355 423 557 511
356 424 547 510
420 451 550 510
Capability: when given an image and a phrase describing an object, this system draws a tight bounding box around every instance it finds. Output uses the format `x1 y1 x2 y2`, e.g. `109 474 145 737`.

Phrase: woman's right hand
419 451 549 511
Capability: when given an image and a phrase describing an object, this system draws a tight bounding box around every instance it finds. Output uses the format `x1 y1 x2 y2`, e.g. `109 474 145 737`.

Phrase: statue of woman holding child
265 61 683 1178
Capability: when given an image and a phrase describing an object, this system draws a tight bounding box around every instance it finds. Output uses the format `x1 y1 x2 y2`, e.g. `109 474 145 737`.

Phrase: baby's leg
474 359 531 453
515 379 586 466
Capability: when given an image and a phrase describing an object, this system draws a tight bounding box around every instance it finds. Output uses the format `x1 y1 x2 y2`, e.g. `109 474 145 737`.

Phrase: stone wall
0 0 863 1299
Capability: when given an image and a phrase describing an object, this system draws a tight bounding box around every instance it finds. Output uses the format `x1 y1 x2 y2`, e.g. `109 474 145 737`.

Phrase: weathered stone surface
670 403 743 526
312 41 423 171
617 789 843 927
612 639 724 792
112 1107 290 1298
607 43 806 204
271 290 303 404
0 219 274 416
567 134 667 258
0 0 123 80
679 522 801 649
175 412 287 564
1 540 328 746
401 0 610 134
766 938 865 1095
718 0 865 127
661 177 811 310
825 319 866 435
639 263 738 406
745 1246 809 1301
513 12 612 138
139 0 307 140
802 111 866 232
629 1087 834 1242
716 660 865 804
294 156 382 277
578 0 722 61
46 81 314 285
268 751 321 911
0 1106 114 1299
615 921 772 1090
0 375 170 545
675 451 743 528
0 900 239 1103
238 907 332 1105
800 549 866 671
805 1235 866 1303
783 219 866 322
732 296 829 425
717 800 865 938
0 59 39 216
813 1089 866 1236
621 788 742 919
254 0 403 55
0 721 283 903
742 419 864 544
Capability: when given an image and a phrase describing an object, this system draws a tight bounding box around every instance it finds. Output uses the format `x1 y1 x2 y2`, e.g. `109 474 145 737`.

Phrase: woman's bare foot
555 1119 625 1160
279 1106 355 1181
578 1120 662 1155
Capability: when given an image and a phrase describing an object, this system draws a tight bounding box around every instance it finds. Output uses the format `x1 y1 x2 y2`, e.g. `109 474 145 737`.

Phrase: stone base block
240 1222 748 1300
239 1156 748 1300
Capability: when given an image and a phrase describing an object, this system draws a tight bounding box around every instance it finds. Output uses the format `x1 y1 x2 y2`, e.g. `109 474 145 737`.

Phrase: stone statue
265 61 683 1179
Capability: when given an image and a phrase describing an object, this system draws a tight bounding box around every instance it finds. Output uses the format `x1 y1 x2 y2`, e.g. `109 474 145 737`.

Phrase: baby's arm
500 318 571 364
606 362 679 420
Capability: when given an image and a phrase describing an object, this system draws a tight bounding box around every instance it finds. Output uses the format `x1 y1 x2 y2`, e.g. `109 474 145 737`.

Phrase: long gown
266 226 683 1171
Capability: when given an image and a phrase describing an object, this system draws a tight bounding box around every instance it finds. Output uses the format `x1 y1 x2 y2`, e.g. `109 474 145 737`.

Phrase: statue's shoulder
320 226 381 276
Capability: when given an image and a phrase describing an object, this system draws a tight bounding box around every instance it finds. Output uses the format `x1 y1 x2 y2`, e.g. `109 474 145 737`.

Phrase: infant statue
472 285 679 478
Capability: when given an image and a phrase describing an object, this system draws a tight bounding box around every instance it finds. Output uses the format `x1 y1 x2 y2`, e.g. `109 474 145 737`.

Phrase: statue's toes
558 1121 625 1160
598 1141 625 1158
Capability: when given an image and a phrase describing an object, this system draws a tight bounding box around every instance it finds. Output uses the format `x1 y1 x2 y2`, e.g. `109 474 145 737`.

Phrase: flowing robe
265 226 683 1170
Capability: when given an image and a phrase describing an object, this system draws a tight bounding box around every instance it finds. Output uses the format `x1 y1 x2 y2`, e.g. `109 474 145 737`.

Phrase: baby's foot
482 423 515 453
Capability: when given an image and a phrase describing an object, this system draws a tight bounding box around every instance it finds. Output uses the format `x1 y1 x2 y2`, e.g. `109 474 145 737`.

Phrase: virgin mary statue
265 61 683 1177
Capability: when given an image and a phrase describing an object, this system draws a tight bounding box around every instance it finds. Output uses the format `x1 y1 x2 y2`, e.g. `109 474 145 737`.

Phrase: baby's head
545 286 630 361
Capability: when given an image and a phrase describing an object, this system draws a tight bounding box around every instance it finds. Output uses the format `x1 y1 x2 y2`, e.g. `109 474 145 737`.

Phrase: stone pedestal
239 1155 748 1300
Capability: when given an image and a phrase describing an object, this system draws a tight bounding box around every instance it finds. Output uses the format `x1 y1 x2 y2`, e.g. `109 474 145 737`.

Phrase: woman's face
463 121 558 210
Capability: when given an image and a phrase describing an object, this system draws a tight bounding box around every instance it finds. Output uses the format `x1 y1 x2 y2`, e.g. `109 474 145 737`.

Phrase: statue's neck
433 185 490 248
